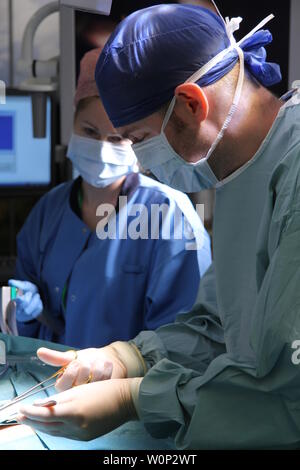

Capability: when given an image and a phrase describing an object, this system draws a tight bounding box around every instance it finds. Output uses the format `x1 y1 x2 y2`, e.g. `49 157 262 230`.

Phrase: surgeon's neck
82 178 125 206
209 86 283 181
81 177 125 231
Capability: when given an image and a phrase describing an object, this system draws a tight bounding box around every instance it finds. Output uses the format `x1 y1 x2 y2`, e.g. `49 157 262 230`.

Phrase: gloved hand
8 280 43 323
17 378 141 441
37 345 129 392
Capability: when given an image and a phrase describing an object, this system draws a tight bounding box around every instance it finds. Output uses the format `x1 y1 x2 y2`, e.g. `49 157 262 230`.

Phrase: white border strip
289 0 300 87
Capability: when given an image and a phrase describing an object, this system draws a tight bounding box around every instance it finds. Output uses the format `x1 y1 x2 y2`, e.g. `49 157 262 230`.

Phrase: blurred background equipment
60 0 112 14
17 1 59 138
0 90 53 187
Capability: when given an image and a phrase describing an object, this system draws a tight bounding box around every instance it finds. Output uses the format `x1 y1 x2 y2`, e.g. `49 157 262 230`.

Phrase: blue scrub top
15 173 211 348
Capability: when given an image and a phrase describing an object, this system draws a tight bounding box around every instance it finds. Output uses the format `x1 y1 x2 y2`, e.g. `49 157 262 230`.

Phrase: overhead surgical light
18 2 59 138
17 0 113 139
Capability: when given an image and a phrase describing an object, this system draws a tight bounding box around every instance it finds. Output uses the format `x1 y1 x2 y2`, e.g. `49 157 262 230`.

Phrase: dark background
76 1 290 95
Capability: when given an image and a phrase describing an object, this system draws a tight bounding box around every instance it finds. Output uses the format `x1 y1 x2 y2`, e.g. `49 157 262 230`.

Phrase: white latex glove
17 378 141 441
37 345 128 392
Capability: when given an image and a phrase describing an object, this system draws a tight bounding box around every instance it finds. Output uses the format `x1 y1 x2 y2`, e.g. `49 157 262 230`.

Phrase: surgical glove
37 344 130 392
17 378 141 441
8 280 43 323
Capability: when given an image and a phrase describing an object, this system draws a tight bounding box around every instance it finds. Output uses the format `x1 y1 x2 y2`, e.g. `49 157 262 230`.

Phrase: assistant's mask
133 14 275 193
67 133 138 188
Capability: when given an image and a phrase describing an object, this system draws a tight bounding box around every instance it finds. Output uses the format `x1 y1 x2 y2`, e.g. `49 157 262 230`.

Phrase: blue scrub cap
95 4 282 128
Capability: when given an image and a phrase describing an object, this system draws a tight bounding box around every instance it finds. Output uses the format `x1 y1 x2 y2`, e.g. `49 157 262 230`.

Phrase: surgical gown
15 173 211 348
130 97 300 449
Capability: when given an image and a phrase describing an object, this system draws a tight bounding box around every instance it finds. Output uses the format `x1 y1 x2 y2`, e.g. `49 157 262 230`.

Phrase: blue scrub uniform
15 173 211 348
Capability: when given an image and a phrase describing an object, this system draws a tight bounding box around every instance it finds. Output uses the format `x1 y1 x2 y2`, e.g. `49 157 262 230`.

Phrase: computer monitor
0 89 54 192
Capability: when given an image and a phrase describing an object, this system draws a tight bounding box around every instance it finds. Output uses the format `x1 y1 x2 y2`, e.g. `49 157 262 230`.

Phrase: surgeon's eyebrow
83 120 100 131
122 131 151 144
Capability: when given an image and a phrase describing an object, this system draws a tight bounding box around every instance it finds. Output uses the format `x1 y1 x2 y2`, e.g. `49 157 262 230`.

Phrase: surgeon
9 46 211 349
17 3 300 449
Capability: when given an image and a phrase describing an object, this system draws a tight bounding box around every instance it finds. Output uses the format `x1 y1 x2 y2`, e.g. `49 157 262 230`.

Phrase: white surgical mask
67 133 138 188
133 14 274 193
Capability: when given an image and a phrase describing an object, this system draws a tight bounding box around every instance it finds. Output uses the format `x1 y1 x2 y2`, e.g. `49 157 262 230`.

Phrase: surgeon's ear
175 83 209 123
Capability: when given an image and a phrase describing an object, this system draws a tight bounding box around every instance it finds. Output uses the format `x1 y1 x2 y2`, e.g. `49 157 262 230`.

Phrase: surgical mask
133 14 274 193
67 133 138 188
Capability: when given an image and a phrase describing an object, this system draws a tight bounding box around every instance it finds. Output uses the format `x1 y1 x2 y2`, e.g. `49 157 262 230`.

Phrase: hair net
74 48 103 108
95 4 282 128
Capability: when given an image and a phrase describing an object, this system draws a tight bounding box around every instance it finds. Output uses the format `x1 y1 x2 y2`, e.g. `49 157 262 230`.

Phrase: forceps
0 349 77 425
0 366 66 416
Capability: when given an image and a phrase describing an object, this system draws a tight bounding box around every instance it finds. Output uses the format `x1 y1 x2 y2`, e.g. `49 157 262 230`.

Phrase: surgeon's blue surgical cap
95 4 282 128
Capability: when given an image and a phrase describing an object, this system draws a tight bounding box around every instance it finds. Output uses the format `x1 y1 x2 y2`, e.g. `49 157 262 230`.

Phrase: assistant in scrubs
9 46 211 349
17 4 300 450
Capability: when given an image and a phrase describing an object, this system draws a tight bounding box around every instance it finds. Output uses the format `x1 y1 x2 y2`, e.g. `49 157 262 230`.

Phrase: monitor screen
0 94 51 187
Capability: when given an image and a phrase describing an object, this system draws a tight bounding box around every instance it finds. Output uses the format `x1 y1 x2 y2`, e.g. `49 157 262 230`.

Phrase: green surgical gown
131 96 300 449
